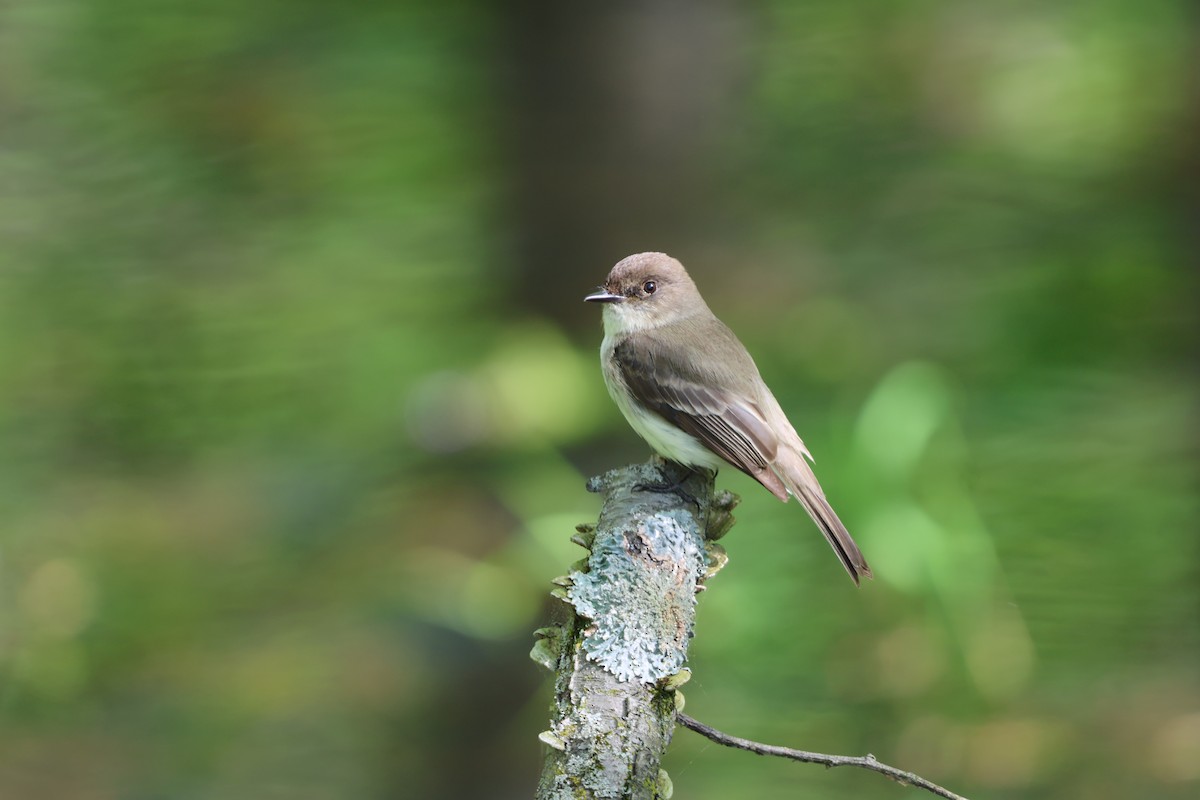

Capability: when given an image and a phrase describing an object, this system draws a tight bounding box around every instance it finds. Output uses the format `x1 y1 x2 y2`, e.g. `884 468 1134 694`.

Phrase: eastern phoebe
585 252 872 585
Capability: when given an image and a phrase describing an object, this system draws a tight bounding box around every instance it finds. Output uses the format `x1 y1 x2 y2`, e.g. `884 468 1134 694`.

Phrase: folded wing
613 337 790 501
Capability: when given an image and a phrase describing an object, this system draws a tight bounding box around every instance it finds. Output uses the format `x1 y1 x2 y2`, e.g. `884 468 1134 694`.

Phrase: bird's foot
634 462 710 507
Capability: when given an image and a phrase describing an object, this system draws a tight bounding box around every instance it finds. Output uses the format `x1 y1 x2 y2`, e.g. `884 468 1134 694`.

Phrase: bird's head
584 252 707 333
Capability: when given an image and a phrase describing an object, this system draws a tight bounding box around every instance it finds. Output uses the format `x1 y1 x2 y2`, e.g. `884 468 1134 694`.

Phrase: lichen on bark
533 460 737 800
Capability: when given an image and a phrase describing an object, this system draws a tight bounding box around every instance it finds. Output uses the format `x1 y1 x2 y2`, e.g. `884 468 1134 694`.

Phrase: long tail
775 449 872 586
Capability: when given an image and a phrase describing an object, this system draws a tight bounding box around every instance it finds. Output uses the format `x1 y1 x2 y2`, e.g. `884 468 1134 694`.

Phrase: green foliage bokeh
1 2 1196 799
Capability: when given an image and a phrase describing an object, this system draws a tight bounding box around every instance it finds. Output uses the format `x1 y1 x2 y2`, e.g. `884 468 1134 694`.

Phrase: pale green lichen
660 667 691 690
703 490 740 540
530 638 560 672
702 541 729 580
568 509 705 683
657 768 674 799
539 730 567 751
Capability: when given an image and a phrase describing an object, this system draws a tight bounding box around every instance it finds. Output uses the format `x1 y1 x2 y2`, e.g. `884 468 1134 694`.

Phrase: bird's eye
642 280 656 295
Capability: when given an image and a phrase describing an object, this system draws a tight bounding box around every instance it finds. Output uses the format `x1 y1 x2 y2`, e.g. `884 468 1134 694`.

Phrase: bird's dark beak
584 287 624 303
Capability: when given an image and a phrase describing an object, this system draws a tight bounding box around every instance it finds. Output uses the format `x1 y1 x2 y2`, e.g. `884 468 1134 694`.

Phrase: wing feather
613 337 789 500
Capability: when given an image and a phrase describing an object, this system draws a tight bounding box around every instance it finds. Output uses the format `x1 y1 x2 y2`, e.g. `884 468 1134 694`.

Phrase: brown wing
613 337 789 501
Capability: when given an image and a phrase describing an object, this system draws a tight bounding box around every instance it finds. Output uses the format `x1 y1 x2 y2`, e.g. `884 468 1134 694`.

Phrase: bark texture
533 460 737 800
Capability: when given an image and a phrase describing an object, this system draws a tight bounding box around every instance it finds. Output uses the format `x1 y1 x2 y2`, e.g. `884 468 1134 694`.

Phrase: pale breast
599 334 724 470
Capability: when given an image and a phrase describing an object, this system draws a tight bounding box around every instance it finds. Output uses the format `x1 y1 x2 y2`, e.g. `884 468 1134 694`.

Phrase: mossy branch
530 459 974 800
532 460 736 800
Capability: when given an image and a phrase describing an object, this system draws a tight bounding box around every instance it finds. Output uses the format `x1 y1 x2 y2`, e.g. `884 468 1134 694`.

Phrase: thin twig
676 712 971 800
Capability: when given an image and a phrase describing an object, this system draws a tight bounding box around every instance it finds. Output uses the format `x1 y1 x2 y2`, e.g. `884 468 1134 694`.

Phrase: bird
584 252 871 585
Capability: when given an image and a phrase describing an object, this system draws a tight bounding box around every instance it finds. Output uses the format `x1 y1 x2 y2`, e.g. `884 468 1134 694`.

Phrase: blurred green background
1 2 1196 798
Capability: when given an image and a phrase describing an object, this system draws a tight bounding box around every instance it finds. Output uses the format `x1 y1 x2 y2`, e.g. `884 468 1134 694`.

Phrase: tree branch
676 712 972 800
531 460 737 800
533 460 966 799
